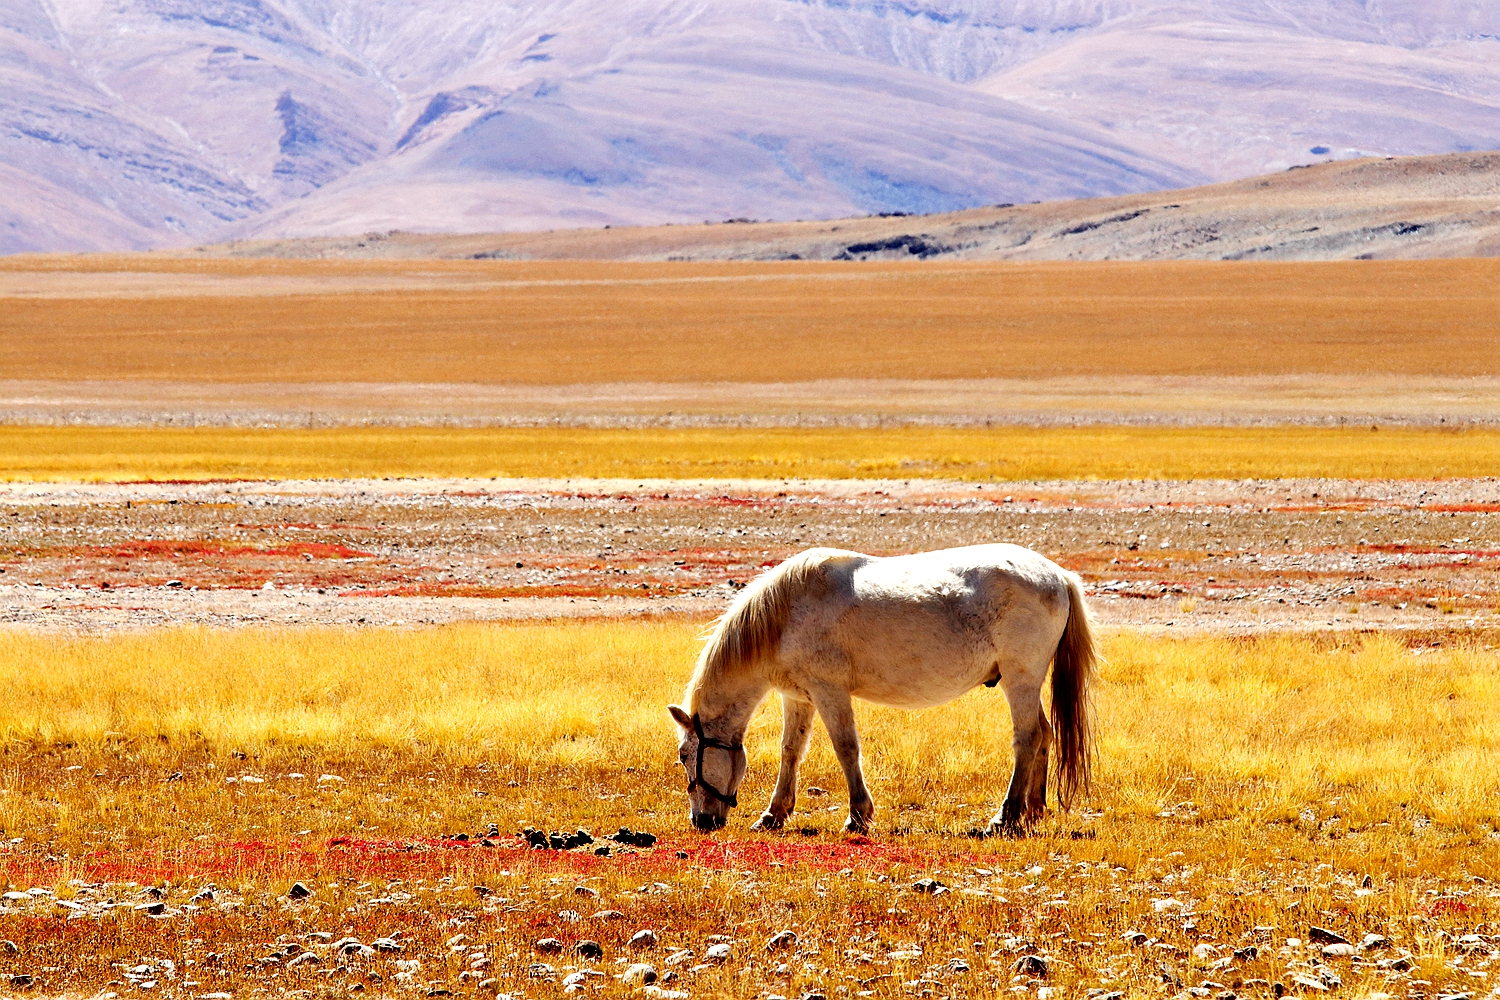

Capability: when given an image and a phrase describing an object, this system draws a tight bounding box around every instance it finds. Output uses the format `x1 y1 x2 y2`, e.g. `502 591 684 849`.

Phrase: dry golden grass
5 424 1500 482
3 259 1499 383
1 622 1496 999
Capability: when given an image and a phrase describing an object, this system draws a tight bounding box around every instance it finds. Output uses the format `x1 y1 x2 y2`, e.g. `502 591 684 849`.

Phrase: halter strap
688 713 742 808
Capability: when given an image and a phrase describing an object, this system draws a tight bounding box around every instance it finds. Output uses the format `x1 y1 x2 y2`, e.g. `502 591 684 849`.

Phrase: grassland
3 259 1499 384
6 424 1500 482
0 621 1496 999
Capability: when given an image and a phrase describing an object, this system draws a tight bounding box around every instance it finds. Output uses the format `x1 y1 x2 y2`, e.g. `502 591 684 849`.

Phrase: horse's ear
668 705 693 730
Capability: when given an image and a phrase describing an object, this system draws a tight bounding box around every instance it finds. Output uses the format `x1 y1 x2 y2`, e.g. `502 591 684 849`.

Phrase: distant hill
4 0 1500 254
185 153 1500 262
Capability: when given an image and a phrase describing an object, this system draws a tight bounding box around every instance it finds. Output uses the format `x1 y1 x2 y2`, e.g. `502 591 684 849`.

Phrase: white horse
668 544 1096 835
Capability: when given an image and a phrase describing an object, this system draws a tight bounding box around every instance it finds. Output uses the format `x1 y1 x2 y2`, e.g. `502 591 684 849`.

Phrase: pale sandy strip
5 376 1500 426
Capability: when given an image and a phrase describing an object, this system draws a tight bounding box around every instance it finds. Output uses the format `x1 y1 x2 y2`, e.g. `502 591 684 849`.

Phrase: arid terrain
185 154 1500 264
3 241 1499 1000
3 475 1496 636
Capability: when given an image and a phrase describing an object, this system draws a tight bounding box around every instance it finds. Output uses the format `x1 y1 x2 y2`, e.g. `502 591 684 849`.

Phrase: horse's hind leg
751 695 816 832
808 686 875 834
1024 710 1053 821
990 683 1050 836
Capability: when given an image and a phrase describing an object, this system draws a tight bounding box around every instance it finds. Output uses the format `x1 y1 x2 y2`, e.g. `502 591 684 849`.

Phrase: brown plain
3 258 1498 384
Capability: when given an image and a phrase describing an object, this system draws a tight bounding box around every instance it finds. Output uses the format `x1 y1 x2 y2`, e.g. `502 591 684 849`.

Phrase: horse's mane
684 548 842 713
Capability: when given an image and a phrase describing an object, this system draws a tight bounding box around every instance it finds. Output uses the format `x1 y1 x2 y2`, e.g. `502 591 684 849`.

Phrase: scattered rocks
1322 942 1356 957
7 974 35 988
534 938 564 954
334 938 373 957
1290 974 1329 992
1360 933 1388 950
288 952 320 967
371 938 403 953
766 930 797 951
1014 955 1049 977
630 929 659 949
575 940 603 960
573 885 599 897
592 909 625 920
704 943 732 962
287 881 312 900
622 963 658 986
523 827 596 850
912 877 949 894
664 949 694 967
1123 931 1148 946
609 827 658 848
949 958 970 973
1306 927 1348 946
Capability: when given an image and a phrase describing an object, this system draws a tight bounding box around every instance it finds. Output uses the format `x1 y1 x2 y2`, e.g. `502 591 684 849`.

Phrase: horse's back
778 544 1074 708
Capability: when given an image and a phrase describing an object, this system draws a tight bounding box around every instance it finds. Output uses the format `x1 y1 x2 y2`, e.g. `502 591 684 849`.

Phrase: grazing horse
668 544 1096 834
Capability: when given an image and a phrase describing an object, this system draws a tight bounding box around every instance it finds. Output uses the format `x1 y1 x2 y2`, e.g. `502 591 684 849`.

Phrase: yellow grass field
4 424 1500 482
3 258 1499 384
0 622 1496 998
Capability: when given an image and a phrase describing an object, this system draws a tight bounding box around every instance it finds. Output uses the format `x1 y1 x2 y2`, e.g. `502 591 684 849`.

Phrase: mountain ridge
3 0 1499 254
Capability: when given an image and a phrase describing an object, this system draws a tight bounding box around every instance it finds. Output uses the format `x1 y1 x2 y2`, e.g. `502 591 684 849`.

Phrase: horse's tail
1051 571 1097 810
686 549 843 712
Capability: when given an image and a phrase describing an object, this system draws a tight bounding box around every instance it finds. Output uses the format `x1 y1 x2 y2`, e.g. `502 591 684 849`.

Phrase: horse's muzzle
691 811 727 831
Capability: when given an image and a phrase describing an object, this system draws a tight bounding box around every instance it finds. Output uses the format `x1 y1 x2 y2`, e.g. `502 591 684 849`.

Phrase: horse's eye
678 749 688 763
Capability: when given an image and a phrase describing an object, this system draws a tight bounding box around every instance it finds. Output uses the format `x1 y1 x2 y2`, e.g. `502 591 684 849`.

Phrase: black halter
687 713 742 808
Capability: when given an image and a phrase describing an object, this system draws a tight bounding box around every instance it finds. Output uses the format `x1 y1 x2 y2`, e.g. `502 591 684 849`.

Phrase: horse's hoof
988 818 1027 839
843 815 871 835
751 812 786 832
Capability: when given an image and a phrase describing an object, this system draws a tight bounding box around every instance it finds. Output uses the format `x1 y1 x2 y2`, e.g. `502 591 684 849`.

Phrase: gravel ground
3 476 1498 635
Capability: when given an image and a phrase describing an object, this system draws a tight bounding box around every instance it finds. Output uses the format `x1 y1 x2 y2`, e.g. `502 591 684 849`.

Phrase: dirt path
3 476 1497 634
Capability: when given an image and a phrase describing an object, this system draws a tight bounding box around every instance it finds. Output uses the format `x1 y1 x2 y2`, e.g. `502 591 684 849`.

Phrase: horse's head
668 704 746 831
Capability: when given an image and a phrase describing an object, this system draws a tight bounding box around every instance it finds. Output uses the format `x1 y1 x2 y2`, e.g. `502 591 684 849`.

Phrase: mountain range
4 0 1499 254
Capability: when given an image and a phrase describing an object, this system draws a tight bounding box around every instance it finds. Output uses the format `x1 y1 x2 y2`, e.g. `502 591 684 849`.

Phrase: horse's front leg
809 687 874 833
751 695 816 832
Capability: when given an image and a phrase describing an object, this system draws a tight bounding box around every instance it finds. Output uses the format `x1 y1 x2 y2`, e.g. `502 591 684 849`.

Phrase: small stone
1290 975 1329 992
1306 927 1348 946
8 974 35 988
534 938 564 954
527 963 555 979
948 959 970 973
558 909 581 922
911 877 949 894
1322 943 1355 957
371 938 402 953
806 786 828 796
287 882 312 900
594 845 611 857
1192 944 1216 959
592 909 625 920
705 943 732 962
630 929 658 949
191 888 215 903
766 930 797 951
621 963 657 986
575 940 603 960
288 953 320 967
1122 931 1147 946
664 949 694 967
574 885 599 897
1014 955 1048 977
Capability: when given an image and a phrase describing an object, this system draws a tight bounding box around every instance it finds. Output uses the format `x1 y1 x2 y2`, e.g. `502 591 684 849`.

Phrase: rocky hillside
187 153 1500 262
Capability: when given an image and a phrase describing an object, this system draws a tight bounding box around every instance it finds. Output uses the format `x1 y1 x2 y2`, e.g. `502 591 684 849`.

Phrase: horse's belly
836 604 995 708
